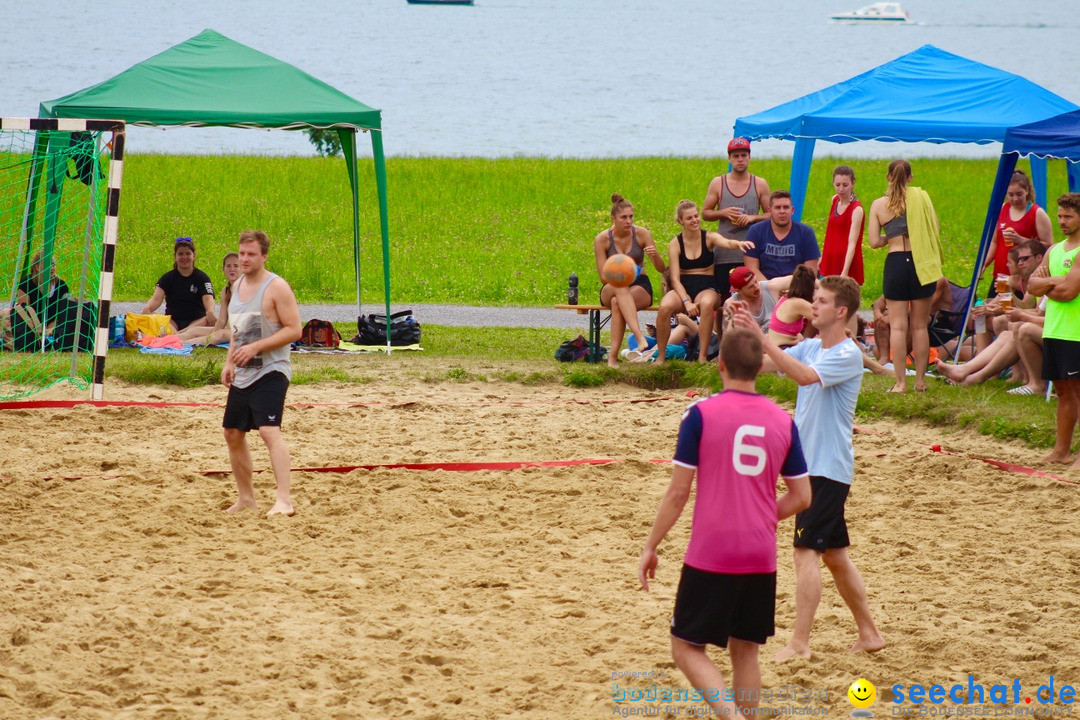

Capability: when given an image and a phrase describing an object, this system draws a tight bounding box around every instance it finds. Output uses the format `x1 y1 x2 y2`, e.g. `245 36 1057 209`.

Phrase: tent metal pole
1030 155 1049 208
1069 161 1080 193
371 130 392 355
339 128 362 326
789 138 816 223
958 152 1020 359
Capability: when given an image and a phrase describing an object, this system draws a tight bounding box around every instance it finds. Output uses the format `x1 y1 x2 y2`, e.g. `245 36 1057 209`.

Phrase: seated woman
141 237 216 334
654 200 753 363
593 193 666 367
177 252 239 346
767 265 816 348
1 250 71 351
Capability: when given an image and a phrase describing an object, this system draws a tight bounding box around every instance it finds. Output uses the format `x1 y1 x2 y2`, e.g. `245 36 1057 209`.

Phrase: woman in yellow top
868 159 942 393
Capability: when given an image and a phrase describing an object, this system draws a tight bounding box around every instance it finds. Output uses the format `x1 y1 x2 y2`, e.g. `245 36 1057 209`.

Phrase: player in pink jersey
639 328 810 716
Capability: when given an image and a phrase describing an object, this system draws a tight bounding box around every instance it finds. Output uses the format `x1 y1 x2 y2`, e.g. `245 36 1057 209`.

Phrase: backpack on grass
555 335 605 362
300 319 341 348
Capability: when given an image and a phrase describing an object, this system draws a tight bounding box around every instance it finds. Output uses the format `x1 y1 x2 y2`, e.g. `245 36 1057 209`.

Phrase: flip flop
1006 385 1036 396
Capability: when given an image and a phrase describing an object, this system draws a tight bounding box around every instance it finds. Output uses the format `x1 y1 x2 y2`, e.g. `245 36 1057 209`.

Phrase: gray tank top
714 174 760 264
883 212 908 238
229 272 291 388
732 280 777 330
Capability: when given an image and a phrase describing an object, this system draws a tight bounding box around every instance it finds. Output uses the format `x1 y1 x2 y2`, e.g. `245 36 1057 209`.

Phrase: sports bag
554 334 605 362
51 299 98 352
300 319 341 348
353 310 421 346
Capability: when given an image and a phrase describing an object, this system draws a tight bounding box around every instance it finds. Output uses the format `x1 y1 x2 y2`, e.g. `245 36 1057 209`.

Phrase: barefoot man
1027 193 1080 467
221 230 302 517
639 328 810 716
734 275 884 660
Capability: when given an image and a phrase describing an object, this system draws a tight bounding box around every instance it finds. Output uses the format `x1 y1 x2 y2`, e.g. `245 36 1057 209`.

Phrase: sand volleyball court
3 371 1079 719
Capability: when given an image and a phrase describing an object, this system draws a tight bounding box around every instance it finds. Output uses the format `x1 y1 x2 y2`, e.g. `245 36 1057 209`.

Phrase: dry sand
2 372 1079 719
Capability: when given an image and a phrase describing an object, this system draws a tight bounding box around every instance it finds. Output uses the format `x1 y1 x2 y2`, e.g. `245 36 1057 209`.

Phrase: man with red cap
722 265 796 333
703 138 772 298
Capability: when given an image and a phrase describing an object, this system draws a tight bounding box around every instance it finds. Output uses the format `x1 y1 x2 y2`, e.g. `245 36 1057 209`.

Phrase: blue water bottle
111 315 126 345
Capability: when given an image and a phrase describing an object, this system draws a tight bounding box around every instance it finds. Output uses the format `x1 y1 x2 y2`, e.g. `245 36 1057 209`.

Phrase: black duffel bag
352 309 422 346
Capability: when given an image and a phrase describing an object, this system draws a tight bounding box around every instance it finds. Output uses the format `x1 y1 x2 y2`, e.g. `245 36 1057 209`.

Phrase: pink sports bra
768 297 807 337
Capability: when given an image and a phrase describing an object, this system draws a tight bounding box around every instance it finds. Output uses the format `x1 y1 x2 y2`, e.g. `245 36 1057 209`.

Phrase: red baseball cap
729 266 755 291
727 137 751 154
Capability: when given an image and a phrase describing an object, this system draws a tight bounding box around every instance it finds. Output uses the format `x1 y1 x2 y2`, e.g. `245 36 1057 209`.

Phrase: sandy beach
3 371 1079 719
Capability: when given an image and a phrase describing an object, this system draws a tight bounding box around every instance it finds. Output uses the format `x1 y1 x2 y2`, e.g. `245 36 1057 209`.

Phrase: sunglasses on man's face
1016 255 1034 262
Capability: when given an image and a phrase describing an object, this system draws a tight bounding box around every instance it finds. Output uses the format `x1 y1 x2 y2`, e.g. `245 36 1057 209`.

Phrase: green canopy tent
39 28 392 343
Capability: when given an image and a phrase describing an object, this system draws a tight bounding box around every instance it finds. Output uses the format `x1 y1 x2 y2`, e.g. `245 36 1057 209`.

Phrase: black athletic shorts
680 273 720 301
223 371 289 432
883 251 936 301
714 262 742 301
793 476 851 551
670 564 776 647
1042 338 1080 382
600 271 653 304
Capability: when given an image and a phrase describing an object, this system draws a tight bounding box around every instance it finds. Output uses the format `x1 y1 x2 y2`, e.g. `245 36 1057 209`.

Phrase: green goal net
0 119 125 401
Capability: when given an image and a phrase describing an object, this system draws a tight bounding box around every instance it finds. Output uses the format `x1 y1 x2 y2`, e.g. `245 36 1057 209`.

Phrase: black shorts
670 564 776 647
223 371 289 431
600 271 653 303
714 262 742 301
793 476 851 551
681 273 720 301
883 252 936 301
1042 338 1080 381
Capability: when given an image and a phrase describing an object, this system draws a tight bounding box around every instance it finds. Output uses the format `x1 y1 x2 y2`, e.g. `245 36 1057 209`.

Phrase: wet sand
3 373 1078 719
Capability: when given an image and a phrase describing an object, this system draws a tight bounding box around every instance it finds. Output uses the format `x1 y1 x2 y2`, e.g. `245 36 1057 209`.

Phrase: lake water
5 0 1078 158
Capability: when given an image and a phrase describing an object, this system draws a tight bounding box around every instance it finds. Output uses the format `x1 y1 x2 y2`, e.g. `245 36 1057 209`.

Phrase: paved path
111 302 623 331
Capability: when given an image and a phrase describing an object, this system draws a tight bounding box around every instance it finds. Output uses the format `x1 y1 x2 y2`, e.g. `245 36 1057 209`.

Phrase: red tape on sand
930 445 1080 486
0 399 217 410
2 397 674 412
201 458 621 476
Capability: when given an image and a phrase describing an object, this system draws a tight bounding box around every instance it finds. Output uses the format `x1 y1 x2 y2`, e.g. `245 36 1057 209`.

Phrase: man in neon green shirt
1028 193 1080 467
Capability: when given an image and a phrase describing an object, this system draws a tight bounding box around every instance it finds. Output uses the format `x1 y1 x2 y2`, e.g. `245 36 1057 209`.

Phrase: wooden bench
554 304 659 362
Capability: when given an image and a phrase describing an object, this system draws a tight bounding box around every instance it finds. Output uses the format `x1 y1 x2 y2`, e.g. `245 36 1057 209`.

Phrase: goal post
0 118 125 401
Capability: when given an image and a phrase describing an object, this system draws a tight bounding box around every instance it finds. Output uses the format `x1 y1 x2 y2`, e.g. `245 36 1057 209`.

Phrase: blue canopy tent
973 110 1080 294
733 45 1078 221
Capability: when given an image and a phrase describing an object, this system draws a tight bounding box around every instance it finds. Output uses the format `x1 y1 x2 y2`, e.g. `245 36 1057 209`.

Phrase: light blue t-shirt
784 337 863 484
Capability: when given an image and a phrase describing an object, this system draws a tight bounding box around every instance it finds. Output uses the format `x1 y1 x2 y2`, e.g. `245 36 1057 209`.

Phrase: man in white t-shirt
734 275 884 661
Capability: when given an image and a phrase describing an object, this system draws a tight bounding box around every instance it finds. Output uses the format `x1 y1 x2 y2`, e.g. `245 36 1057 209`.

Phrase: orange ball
602 254 639 288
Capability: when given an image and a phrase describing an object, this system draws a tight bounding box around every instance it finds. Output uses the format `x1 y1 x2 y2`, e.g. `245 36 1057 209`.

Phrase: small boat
407 0 474 5
830 2 910 23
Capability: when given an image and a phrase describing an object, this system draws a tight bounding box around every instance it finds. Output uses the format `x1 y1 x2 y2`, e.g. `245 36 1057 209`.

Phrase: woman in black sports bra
593 193 666 367
652 200 754 363
868 159 939 393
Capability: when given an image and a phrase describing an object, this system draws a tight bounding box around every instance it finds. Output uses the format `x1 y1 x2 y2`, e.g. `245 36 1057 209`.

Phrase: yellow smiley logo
848 678 877 709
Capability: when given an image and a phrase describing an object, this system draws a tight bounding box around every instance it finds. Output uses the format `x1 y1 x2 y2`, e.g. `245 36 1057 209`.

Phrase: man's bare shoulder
267 274 297 301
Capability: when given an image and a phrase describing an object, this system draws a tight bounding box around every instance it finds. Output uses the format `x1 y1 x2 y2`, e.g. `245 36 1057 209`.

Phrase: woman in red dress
981 169 1052 282
819 165 865 284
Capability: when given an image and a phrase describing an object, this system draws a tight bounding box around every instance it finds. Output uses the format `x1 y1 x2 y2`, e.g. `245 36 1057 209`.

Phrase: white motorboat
830 2 911 23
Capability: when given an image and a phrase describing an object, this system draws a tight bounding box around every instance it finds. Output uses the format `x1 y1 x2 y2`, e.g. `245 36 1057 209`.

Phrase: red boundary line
41 457 624 480
930 446 1080 486
1 397 673 411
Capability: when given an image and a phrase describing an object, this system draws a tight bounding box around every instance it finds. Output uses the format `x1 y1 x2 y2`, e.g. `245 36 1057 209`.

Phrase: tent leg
789 138 816 222
1030 155 1048 209
371 131 392 355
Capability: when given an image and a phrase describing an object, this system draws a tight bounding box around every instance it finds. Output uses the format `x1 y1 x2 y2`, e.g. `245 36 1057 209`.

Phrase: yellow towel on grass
906 186 944 286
